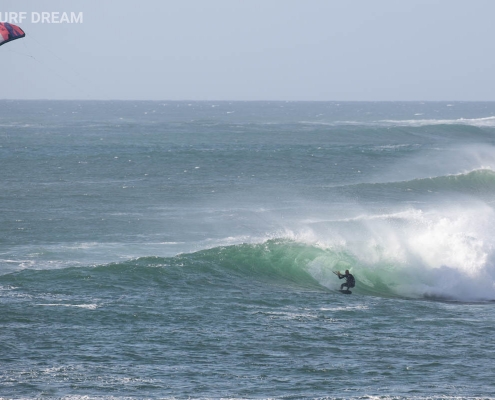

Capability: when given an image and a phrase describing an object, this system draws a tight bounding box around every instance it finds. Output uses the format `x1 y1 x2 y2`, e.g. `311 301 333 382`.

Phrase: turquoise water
1 101 495 398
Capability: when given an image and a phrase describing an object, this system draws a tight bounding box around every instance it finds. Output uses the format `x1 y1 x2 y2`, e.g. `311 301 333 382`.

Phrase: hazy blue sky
2 0 495 100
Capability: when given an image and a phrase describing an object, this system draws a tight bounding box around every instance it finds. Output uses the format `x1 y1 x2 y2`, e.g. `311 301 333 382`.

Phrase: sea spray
304 202 495 301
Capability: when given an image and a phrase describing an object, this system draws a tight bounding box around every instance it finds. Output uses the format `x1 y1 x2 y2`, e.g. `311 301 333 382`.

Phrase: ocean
1 101 494 399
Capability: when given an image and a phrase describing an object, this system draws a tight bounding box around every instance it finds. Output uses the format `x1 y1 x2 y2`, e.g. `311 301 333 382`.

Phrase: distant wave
345 168 495 195
379 116 495 128
299 116 495 128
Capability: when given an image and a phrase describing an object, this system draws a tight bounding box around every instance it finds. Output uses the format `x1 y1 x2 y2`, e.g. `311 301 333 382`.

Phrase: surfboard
339 289 352 294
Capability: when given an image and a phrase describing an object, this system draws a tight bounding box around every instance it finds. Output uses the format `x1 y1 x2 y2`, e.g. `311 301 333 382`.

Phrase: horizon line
2 99 495 103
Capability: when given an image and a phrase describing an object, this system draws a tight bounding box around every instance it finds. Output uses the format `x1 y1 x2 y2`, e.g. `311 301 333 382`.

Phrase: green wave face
178 234 495 302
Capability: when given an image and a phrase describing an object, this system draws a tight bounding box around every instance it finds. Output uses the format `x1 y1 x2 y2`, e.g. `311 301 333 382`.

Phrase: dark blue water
1 101 495 398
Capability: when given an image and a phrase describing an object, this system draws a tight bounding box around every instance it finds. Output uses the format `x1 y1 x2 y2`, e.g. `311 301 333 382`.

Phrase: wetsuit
339 273 355 290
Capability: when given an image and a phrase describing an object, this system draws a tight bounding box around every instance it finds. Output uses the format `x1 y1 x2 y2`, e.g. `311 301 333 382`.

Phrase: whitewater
1 101 494 399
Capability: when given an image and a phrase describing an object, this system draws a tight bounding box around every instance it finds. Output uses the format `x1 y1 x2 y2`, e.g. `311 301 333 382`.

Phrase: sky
1 0 495 101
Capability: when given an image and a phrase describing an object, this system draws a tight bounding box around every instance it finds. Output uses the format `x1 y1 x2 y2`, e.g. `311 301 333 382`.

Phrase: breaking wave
3 226 495 303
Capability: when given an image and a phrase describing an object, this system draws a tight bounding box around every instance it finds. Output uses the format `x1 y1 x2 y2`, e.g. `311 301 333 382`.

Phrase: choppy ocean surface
1 101 495 399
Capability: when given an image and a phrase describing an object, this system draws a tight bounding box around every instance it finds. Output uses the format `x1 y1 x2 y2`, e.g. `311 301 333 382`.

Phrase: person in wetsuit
338 270 355 290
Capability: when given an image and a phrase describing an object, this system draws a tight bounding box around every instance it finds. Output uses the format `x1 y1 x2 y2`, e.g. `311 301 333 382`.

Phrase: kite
0 22 26 47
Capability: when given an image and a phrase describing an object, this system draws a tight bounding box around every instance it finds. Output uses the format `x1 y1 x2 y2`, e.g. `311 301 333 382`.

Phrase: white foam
36 303 99 309
299 116 495 128
379 116 495 128
305 202 495 301
320 305 369 312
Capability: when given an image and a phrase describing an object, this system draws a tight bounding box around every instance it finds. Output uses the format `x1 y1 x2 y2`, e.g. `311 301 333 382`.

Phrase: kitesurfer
338 270 355 290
